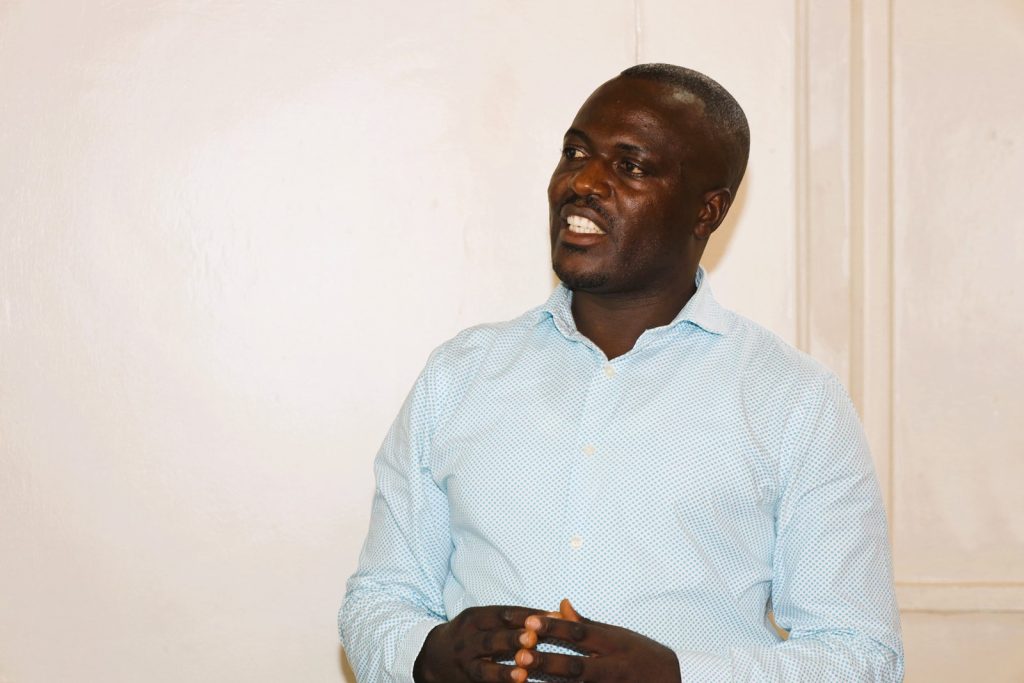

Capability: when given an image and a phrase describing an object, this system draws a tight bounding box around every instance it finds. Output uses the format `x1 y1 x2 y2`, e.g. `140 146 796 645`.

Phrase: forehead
568 78 709 152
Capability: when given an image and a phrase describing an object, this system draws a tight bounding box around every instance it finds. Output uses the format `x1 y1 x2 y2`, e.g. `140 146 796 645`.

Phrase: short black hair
619 63 750 194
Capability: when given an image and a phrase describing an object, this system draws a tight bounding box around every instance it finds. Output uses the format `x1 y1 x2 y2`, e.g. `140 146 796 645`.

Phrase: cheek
547 174 568 209
618 204 686 259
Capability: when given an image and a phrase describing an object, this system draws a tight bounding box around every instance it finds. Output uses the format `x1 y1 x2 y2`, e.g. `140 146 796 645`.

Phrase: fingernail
515 649 534 667
519 630 537 648
511 667 527 683
524 615 543 631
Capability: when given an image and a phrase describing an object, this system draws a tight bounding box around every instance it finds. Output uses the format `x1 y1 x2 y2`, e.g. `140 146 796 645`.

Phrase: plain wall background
1 2 1021 681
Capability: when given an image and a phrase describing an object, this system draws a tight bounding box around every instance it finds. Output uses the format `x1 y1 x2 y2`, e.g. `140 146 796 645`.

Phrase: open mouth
566 215 606 235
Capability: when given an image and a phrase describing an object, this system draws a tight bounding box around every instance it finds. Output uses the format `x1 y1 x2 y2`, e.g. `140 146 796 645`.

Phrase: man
340 64 903 682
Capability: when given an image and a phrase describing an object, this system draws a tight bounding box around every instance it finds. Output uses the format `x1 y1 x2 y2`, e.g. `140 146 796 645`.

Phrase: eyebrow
564 127 650 156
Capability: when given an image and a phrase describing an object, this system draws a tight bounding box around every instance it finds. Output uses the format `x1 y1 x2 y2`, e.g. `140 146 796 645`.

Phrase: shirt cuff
675 649 732 683
394 617 446 683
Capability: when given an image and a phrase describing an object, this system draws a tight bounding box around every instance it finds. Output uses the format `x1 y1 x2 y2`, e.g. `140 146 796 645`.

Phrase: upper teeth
566 215 605 234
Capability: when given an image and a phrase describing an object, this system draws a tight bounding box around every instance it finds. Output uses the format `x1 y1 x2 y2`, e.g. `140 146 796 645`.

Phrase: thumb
558 598 583 622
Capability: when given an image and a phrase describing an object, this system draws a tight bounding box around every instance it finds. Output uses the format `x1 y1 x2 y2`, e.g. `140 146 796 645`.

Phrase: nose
569 157 611 198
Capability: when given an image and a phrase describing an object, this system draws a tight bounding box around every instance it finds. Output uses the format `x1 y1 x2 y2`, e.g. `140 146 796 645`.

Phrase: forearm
705 375 903 682
339 580 445 683
340 359 454 682
674 632 903 682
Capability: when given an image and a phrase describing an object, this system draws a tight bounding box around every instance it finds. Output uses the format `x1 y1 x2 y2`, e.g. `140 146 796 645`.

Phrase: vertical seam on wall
858 0 896 543
852 0 896 543
633 0 642 64
850 0 865 412
886 0 896 551
794 0 810 353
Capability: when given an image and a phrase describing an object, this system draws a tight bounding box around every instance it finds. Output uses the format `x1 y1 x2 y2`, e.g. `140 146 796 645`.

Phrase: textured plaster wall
0 2 637 681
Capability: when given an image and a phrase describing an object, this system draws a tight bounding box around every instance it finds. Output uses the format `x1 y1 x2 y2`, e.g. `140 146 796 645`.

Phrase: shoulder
715 309 859 453
727 314 869 475
428 303 548 369
719 310 836 390
414 303 549 406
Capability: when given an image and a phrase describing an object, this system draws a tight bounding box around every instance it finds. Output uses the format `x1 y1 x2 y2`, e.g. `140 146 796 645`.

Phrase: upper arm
771 376 900 650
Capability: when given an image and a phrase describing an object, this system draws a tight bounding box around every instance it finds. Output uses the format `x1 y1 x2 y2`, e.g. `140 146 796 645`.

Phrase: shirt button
569 535 584 550
581 444 596 456
603 364 616 378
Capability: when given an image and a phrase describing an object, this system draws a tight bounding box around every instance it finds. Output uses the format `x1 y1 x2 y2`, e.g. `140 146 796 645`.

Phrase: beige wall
1 2 1020 681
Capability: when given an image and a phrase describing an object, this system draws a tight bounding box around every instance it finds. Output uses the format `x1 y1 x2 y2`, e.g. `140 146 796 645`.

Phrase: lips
566 214 605 234
558 203 609 236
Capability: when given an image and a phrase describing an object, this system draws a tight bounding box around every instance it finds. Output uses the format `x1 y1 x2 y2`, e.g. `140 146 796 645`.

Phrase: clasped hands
412 599 681 683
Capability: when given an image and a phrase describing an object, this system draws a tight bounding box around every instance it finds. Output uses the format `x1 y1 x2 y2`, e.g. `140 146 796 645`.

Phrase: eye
562 146 586 161
620 160 645 177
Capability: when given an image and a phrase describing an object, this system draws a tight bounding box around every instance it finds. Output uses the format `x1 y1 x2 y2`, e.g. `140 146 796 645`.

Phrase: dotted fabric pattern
339 268 904 682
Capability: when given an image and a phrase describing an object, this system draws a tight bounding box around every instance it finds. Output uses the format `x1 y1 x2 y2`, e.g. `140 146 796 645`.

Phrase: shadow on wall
339 646 356 681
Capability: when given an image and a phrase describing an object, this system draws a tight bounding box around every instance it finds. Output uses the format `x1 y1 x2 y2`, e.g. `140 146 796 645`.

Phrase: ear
694 188 732 240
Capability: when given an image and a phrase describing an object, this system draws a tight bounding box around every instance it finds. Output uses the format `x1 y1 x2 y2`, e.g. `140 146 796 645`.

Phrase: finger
523 615 596 653
559 598 582 622
468 606 546 631
518 628 537 649
472 628 531 658
496 606 548 629
514 648 590 679
464 658 521 683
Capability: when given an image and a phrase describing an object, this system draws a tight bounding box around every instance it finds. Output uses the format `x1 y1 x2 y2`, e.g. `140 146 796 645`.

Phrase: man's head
548 63 749 295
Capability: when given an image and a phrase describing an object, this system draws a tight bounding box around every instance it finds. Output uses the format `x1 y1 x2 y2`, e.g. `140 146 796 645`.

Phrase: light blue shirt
340 269 903 682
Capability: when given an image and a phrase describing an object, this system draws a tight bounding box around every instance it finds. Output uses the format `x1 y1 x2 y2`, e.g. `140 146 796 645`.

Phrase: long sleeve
674 376 904 682
339 362 451 683
339 280 905 682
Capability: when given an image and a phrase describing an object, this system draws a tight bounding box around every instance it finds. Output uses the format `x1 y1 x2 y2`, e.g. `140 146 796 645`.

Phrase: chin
553 264 609 291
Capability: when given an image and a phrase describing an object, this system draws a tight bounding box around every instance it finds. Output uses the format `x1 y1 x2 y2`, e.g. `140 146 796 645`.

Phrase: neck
570 270 698 359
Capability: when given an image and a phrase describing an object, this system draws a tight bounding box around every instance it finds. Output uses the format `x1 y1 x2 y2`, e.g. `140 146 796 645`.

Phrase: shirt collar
540 266 731 340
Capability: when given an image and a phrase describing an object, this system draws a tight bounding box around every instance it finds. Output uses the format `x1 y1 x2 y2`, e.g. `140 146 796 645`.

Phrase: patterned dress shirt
340 268 903 682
